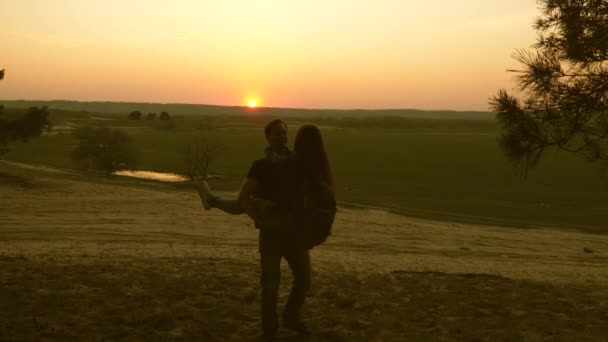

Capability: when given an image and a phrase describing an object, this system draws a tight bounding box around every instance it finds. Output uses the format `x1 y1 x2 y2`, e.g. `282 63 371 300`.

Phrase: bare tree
184 135 222 181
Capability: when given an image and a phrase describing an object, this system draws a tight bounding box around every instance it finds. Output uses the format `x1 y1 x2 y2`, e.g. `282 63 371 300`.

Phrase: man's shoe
283 319 311 335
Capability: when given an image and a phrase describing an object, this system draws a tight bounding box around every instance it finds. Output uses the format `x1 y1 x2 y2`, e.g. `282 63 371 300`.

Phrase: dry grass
1 165 608 341
1 254 607 341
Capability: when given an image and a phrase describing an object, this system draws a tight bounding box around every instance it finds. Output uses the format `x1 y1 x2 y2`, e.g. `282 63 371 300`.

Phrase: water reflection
114 170 188 182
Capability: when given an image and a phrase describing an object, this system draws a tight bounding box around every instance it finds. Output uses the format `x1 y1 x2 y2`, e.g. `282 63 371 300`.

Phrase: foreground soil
1 166 608 341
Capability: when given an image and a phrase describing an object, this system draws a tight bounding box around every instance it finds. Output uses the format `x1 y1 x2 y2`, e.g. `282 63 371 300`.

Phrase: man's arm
238 178 261 224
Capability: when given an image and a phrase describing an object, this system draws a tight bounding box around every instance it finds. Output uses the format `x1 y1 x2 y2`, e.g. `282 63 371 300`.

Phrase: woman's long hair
294 125 335 193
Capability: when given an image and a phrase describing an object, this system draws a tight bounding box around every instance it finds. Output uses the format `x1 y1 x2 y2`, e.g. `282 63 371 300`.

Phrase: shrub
71 126 137 174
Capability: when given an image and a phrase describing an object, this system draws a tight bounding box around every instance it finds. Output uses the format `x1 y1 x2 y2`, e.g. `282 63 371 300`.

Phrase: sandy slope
1 167 608 341
1 170 606 287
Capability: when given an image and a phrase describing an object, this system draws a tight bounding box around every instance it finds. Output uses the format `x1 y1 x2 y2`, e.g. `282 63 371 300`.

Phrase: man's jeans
259 228 311 334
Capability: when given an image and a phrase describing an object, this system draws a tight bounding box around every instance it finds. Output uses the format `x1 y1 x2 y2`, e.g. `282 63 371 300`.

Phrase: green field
3 106 608 231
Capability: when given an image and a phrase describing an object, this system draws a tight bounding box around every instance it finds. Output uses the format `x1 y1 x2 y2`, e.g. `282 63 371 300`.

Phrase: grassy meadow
3 104 608 231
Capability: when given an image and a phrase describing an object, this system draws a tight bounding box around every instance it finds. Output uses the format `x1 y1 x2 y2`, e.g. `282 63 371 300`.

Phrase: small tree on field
184 135 222 180
0 70 50 156
71 126 136 174
490 0 608 175
159 111 171 120
128 110 142 120
146 112 157 120
0 106 51 156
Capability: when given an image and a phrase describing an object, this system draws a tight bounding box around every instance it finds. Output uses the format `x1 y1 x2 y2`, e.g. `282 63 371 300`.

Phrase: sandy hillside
1 165 607 341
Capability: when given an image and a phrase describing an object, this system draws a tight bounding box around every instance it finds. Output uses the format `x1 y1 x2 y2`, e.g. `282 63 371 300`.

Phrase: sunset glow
249 101 257 108
0 0 539 110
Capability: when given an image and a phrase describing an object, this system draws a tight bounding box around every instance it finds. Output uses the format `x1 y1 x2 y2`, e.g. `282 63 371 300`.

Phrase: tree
490 0 608 175
159 111 171 120
146 112 157 120
0 70 50 156
128 110 142 120
184 135 222 180
71 126 136 174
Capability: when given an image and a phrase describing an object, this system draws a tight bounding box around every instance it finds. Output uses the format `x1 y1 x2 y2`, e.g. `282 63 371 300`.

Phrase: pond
114 170 188 182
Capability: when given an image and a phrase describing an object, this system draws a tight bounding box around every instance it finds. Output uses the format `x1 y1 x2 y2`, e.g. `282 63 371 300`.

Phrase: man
238 119 311 339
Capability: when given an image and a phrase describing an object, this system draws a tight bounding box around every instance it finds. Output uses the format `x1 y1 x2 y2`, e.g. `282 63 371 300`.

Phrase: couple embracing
195 119 336 340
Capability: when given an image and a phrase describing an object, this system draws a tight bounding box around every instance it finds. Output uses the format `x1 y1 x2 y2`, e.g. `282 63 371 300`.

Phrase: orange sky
0 0 539 110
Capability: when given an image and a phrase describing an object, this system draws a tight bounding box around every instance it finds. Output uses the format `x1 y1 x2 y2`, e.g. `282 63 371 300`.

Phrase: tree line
128 110 171 121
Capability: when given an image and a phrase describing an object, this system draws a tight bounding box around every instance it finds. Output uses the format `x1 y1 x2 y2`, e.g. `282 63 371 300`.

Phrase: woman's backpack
293 181 337 249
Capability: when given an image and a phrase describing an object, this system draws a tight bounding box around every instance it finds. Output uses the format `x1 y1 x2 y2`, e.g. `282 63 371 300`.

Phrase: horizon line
0 98 493 113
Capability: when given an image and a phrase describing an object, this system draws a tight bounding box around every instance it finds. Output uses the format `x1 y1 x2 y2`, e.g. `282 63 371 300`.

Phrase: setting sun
249 101 257 108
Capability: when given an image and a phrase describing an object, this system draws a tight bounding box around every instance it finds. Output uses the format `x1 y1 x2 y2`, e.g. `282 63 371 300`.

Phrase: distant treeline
1 105 497 131
0 100 495 121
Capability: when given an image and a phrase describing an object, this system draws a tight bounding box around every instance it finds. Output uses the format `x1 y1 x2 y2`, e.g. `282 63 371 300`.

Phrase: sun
248 100 257 108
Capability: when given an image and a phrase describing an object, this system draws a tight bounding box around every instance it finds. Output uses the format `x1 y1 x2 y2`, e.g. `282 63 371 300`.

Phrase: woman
292 124 336 194
195 123 335 339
